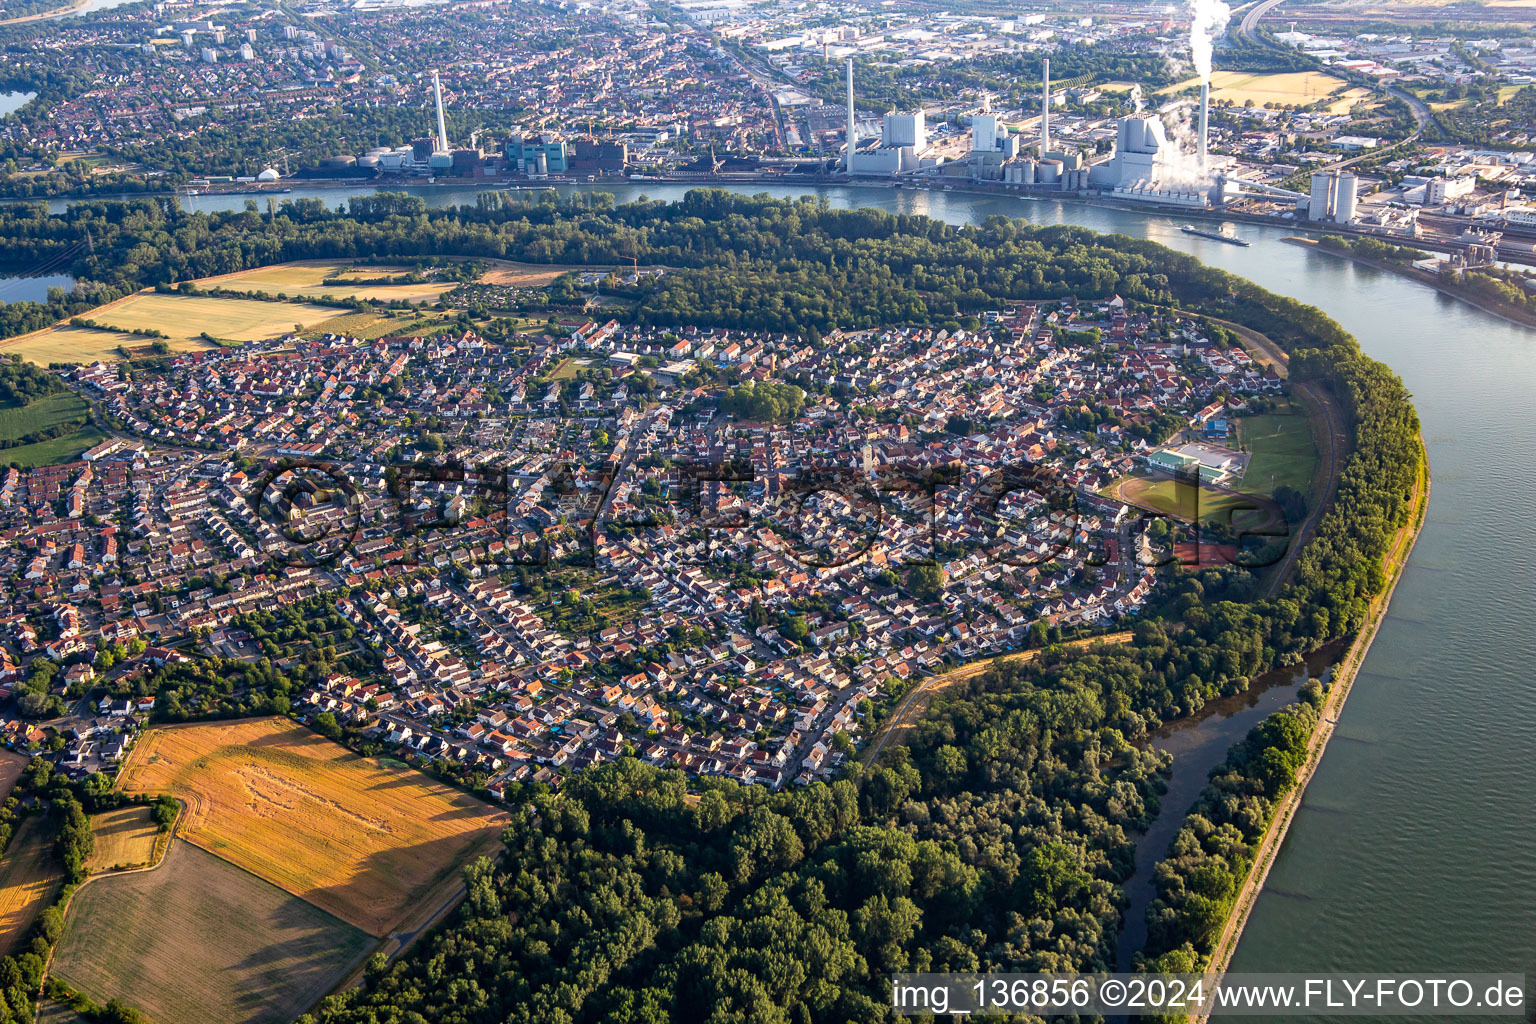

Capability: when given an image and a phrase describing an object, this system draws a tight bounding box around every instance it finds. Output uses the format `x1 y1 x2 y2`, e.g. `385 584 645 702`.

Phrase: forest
0 192 1382 1022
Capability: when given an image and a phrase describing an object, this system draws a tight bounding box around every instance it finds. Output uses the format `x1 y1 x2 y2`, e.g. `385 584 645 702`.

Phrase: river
20 179 1536 1004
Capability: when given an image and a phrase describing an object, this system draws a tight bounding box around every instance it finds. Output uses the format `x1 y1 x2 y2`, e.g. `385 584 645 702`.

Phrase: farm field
0 750 28 801
479 260 594 287
1159 71 1350 108
76 292 340 346
0 392 87 442
310 308 453 341
117 717 509 935
53 839 373 1024
204 260 459 303
0 815 65 952
85 805 161 872
0 323 197 366
1236 400 1321 500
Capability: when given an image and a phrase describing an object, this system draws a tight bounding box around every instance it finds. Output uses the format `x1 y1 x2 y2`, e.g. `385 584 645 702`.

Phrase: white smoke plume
1188 0 1231 83
1129 84 1144 112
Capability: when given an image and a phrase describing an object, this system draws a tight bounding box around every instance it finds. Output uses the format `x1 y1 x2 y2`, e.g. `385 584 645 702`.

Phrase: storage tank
366 146 391 158
358 155 381 170
325 154 357 169
1036 159 1062 185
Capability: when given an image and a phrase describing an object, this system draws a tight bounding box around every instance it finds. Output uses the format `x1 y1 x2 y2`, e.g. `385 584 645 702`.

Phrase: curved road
1238 0 1288 43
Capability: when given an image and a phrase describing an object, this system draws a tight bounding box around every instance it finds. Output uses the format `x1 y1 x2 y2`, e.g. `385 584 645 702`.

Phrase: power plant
842 57 931 175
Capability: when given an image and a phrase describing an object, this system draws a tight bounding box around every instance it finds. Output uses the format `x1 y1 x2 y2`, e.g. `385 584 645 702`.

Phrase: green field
1236 400 1320 499
1 426 104 468
0 392 88 442
53 839 374 1024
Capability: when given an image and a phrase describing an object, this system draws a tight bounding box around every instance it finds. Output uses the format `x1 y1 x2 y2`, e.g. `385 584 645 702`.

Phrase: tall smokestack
433 71 450 151
1198 80 1209 173
845 57 855 174
1040 58 1050 156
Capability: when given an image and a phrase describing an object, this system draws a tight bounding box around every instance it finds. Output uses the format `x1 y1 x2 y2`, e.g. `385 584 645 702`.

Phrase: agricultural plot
78 292 339 346
117 717 509 936
0 323 194 366
0 750 28 801
85 806 161 872
1160 71 1350 108
205 260 459 303
53 840 373 1024
0 815 64 952
479 260 593 287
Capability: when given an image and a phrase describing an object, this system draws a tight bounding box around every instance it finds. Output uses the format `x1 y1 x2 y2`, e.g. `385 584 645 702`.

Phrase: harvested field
79 292 339 346
1159 71 1350 108
0 323 204 366
0 814 64 952
0 750 28 801
478 260 592 287
205 260 458 303
117 717 509 936
85 805 161 872
53 839 373 1024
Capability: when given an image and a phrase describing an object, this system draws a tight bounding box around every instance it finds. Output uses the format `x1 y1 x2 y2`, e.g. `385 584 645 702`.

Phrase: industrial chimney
433 71 450 151
845 57 855 174
1040 58 1051 156
1198 80 1209 173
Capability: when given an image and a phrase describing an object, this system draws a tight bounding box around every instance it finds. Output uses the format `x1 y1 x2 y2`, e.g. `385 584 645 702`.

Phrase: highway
1237 0 1288 44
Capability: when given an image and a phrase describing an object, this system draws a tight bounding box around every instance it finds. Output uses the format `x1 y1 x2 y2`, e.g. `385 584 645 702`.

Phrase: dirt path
1195 450 1428 1014
861 631 1133 767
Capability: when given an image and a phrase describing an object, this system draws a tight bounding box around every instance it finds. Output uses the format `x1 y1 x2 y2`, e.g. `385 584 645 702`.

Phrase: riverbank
1195 444 1430 1013
1282 235 1536 331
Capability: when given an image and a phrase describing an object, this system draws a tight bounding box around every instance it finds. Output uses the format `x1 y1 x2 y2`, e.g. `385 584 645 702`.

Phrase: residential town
0 296 1284 797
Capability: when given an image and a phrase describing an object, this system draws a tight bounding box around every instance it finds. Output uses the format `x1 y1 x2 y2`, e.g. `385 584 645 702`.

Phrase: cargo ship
1181 224 1250 246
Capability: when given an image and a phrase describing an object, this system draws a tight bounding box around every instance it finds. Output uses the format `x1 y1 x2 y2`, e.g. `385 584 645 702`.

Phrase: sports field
85 805 162 872
53 839 373 1024
1236 400 1321 499
205 260 459 303
0 815 65 952
1112 473 1251 522
117 717 509 935
1160 71 1350 108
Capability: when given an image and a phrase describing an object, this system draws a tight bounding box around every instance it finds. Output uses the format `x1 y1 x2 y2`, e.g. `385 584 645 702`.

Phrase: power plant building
1309 170 1358 223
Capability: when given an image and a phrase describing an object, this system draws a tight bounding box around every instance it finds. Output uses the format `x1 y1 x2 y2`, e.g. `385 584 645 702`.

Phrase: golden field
1160 71 1351 108
80 292 339 345
85 805 162 872
0 815 64 952
117 717 509 936
203 260 460 303
0 323 207 365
